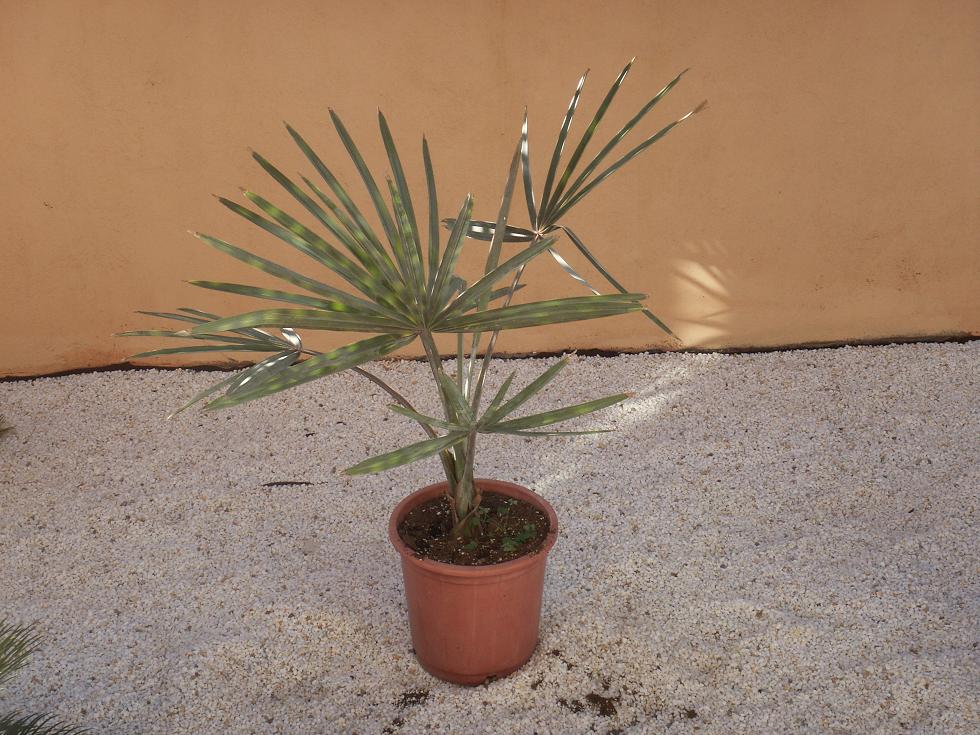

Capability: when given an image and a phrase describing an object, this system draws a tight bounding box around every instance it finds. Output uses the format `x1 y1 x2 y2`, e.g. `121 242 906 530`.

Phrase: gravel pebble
1 342 977 734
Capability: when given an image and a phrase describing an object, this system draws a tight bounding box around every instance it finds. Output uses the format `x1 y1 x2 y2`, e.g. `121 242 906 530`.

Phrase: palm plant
120 60 703 532
0 620 87 735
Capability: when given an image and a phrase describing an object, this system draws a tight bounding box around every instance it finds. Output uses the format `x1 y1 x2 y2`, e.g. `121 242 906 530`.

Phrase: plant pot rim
388 477 559 578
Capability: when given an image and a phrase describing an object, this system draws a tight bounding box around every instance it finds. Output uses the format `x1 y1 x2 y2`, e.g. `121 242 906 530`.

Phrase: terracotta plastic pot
388 478 559 686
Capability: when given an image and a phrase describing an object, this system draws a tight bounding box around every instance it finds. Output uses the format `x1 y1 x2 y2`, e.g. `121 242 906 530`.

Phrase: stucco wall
2 0 978 376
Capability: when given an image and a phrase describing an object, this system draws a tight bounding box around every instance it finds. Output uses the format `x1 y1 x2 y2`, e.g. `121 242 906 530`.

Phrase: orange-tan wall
2 0 978 376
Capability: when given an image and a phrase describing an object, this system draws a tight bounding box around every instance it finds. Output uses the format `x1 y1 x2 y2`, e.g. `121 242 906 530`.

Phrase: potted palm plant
120 60 703 685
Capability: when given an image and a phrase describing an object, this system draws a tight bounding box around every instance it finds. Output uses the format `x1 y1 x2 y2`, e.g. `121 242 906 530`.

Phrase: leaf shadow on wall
668 239 734 351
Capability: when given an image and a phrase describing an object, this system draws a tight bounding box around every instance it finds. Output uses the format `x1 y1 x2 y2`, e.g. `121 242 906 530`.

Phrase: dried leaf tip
678 100 709 123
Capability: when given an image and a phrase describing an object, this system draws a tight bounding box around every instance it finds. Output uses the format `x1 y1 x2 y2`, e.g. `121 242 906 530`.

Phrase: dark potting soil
398 491 549 565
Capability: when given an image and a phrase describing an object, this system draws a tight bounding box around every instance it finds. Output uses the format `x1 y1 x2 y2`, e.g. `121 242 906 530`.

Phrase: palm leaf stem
418 330 465 505
451 428 479 529
301 347 459 487
468 232 542 415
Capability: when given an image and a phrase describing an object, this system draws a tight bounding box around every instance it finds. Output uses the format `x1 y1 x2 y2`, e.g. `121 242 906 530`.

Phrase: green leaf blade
188 308 412 335
559 226 675 337
378 112 422 262
329 109 401 249
344 432 468 475
434 236 557 323
437 294 645 333
484 356 569 423
539 70 588 219
520 112 537 228
488 393 630 432
430 195 474 311
440 218 536 243
127 344 279 359
550 69 695 221
187 280 390 317
543 59 634 222
387 404 465 432
194 233 365 305
205 333 414 410
285 123 403 286
422 137 440 288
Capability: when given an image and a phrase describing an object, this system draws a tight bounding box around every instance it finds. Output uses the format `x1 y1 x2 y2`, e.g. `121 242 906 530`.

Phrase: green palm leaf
492 428 613 436
0 619 39 688
120 309 296 350
188 308 411 335
344 431 468 475
487 393 629 432
483 356 569 424
482 139 524 285
551 100 707 220
539 70 588 220
285 123 403 285
193 233 369 306
115 329 274 347
221 193 391 307
559 226 675 337
387 404 465 432
0 712 88 735
437 371 474 424
205 333 414 410
378 112 421 260
440 218 536 243
386 181 425 294
125 344 278 359
544 59 634 219
520 112 536 228
542 68 689 224
167 349 300 418
0 620 88 733
329 109 401 249
430 195 474 310
249 150 400 289
422 137 440 288
483 371 517 418
435 236 556 321
139 309 284 343
437 294 645 333
187 280 391 316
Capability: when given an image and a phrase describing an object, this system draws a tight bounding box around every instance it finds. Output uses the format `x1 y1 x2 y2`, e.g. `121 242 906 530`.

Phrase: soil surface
398 491 549 565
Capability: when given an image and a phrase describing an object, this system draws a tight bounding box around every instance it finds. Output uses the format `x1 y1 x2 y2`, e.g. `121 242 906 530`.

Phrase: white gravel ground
1 342 977 734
